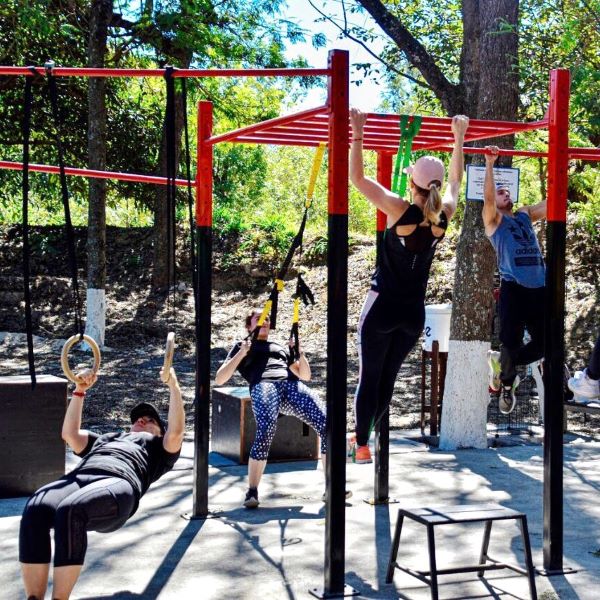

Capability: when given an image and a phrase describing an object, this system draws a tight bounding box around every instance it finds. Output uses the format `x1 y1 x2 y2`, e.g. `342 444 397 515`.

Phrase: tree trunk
440 0 520 449
151 54 192 291
85 0 112 348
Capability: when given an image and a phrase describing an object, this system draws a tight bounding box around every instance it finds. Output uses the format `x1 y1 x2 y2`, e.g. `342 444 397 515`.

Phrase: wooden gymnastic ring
60 334 101 384
162 332 175 383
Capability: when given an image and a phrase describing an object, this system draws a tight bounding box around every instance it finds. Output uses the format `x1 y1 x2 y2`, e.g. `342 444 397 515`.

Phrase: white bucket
423 303 452 352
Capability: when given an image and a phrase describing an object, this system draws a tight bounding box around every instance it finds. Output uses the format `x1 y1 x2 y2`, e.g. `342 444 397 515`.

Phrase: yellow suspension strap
251 143 326 342
391 115 422 198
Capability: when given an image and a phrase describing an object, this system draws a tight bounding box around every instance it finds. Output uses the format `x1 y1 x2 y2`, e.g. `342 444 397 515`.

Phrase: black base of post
309 584 360 598
536 566 578 576
363 497 400 505
180 509 222 521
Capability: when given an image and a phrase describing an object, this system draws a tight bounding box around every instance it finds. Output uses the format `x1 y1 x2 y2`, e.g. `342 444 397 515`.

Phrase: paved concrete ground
1 431 599 599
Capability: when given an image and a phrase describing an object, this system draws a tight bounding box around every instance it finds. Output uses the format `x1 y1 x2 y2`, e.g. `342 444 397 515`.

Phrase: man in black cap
19 367 184 600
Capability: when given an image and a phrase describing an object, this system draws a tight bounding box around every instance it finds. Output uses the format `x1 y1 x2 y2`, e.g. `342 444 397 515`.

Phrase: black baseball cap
130 402 166 435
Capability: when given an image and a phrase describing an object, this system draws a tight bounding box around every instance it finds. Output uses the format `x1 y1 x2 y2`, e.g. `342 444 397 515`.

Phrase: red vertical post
376 153 392 252
373 152 392 504
543 68 570 572
192 100 213 518
315 48 357 599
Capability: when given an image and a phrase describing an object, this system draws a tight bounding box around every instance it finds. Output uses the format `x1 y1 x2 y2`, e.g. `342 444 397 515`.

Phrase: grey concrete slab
1 432 599 599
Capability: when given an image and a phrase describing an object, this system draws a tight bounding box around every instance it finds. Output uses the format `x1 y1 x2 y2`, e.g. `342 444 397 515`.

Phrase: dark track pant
498 280 545 386
587 333 600 380
19 471 136 567
250 380 327 460
354 290 424 446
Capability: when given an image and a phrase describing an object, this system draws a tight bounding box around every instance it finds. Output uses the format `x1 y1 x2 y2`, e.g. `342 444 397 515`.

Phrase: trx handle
247 300 273 342
391 115 422 197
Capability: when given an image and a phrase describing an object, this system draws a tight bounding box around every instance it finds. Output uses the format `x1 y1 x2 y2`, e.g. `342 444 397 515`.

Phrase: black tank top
371 204 448 300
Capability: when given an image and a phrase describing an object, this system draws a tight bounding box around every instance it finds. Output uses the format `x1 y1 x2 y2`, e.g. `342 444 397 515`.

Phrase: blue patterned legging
250 380 327 460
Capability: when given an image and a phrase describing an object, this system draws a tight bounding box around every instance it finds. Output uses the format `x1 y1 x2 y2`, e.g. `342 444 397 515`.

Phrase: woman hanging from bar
349 109 469 463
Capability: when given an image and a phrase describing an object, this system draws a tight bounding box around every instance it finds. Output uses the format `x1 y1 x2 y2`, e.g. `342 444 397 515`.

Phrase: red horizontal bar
420 146 549 158
227 137 323 148
0 160 191 186
568 148 600 160
365 112 549 131
240 131 329 143
208 105 328 145
0 66 329 78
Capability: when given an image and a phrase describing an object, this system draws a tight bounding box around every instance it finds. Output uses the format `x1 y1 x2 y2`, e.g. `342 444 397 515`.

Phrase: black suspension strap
288 273 315 362
249 142 325 342
46 62 84 341
164 66 177 307
180 77 197 309
22 72 36 386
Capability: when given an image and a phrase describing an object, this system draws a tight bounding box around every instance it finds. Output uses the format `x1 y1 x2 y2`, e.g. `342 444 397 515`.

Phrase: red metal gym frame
3 60 600 590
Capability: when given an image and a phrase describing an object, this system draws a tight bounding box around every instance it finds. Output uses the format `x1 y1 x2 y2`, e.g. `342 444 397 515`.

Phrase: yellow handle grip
257 301 272 326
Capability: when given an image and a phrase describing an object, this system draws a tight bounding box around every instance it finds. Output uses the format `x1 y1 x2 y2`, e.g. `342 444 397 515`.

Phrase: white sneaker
568 369 600 399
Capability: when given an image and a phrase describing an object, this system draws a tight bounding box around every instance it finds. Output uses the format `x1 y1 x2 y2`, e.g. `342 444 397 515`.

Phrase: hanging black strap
46 63 84 340
164 66 177 314
22 73 36 386
180 77 197 309
288 273 315 362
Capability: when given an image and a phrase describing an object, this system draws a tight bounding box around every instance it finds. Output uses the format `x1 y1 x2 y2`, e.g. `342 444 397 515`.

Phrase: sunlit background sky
281 0 388 111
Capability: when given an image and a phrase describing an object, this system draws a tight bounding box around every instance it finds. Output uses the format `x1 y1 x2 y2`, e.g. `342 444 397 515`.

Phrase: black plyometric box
211 386 319 464
0 375 67 498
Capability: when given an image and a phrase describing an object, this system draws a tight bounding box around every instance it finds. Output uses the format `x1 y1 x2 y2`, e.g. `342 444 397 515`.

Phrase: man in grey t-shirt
483 145 547 414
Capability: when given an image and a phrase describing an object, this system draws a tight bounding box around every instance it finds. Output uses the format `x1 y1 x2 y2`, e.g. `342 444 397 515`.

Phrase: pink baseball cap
405 156 445 190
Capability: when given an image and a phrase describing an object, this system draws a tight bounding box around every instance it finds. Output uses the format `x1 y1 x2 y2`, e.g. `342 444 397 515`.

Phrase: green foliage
0 0 323 231
215 206 295 271
568 166 600 240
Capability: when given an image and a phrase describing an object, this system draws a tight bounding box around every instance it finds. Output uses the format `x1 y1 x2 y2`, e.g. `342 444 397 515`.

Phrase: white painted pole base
84 288 106 349
439 339 490 450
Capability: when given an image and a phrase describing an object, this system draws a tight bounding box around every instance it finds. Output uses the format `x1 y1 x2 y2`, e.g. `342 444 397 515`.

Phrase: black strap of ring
181 77 197 310
22 72 36 386
164 66 177 312
46 63 84 340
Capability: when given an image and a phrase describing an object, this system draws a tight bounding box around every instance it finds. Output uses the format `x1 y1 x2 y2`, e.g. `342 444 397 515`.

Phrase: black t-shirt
372 204 448 300
226 340 298 388
75 431 180 502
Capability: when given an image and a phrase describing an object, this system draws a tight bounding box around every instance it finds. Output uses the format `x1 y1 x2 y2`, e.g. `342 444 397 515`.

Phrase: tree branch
109 12 181 59
306 0 431 89
353 0 462 111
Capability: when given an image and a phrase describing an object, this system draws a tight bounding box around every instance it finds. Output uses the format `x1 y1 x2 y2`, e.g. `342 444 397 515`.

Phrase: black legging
19 471 136 567
587 333 600 380
498 280 545 386
354 290 424 446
